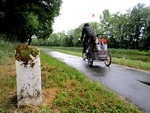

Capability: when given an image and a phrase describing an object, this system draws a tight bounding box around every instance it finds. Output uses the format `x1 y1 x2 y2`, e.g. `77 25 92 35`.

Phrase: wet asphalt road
43 50 150 112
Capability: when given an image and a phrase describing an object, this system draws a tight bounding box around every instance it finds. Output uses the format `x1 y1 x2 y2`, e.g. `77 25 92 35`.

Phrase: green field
110 49 150 62
0 41 145 112
42 46 150 71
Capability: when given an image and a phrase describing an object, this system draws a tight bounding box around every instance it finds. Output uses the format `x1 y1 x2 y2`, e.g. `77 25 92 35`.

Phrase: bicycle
82 34 112 67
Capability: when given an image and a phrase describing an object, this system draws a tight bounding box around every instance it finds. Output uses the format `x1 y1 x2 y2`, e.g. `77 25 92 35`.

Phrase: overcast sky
53 0 150 33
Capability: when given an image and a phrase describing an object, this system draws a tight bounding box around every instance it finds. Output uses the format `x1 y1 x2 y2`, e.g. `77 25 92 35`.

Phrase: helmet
84 23 89 27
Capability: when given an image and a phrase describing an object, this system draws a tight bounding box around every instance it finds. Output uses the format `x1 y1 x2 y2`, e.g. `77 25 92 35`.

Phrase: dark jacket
81 26 95 42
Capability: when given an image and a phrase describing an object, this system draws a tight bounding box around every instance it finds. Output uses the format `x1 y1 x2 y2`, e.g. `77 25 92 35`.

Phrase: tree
100 9 111 33
31 3 150 50
72 27 82 47
99 4 150 50
0 0 62 43
126 3 150 49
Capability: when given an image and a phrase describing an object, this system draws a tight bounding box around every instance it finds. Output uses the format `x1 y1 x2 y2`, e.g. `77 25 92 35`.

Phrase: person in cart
80 23 96 53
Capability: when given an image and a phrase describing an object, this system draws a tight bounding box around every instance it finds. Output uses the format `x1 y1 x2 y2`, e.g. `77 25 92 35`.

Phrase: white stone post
15 46 42 107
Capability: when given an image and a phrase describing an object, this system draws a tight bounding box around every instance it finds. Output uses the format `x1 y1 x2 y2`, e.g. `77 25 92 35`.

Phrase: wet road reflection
44 50 150 112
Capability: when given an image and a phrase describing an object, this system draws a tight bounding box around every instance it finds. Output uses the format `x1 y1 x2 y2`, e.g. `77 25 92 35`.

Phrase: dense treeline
0 2 149 50
0 0 62 43
32 3 150 50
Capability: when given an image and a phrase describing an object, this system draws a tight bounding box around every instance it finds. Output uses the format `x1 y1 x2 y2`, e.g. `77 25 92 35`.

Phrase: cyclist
80 23 96 53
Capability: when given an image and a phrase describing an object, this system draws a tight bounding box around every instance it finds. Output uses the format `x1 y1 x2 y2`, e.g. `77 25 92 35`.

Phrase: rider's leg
91 40 93 51
83 42 86 53
89 37 95 52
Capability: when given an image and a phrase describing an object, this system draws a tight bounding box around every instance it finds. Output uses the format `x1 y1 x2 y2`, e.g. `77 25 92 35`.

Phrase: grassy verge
0 50 143 112
40 51 142 112
112 57 150 70
109 49 150 62
0 40 15 64
0 41 146 112
42 46 150 71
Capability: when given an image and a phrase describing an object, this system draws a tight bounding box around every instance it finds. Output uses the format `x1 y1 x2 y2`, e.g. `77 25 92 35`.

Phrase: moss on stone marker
15 44 39 67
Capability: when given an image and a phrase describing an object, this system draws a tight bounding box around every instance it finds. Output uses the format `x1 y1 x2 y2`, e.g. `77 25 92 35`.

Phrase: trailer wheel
104 52 111 67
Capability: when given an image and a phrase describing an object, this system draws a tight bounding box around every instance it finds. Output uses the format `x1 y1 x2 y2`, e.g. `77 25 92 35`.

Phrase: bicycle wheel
104 52 111 67
88 52 93 66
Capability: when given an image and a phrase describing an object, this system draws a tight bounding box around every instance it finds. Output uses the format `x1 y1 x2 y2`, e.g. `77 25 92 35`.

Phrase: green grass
111 53 150 62
42 46 150 71
112 57 150 70
109 48 150 56
109 48 150 62
0 40 15 64
0 41 146 112
40 51 142 112
0 49 143 112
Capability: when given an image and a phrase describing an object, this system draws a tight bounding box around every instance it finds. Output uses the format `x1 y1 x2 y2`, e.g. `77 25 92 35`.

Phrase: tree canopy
0 0 62 43
32 3 150 50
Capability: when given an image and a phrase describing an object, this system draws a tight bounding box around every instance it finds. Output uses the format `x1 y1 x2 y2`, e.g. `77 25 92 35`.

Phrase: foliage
31 22 98 47
32 3 150 51
99 3 150 50
0 0 62 42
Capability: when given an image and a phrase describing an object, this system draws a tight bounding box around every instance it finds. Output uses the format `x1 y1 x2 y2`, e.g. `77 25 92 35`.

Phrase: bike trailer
95 38 108 61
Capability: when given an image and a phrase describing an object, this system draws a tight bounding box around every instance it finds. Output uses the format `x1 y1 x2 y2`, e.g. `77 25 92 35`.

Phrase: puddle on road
140 81 150 86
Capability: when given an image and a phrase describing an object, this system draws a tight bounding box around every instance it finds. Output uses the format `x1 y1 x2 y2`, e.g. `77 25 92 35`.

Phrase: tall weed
0 40 15 64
